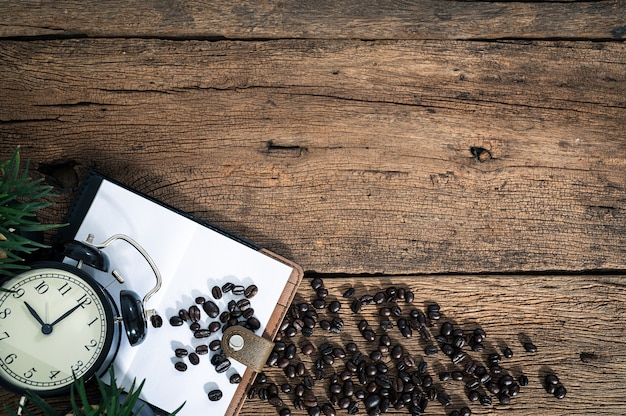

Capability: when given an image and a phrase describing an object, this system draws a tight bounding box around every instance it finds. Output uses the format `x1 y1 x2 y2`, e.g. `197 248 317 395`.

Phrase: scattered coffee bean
150 314 163 328
232 285 245 295
222 282 235 293
188 352 200 365
188 305 201 322
523 342 538 353
174 361 187 372
328 300 341 313
208 389 223 401
195 344 209 355
169 316 183 326
343 287 355 298
311 277 324 290
554 385 567 399
245 284 259 298
202 300 219 318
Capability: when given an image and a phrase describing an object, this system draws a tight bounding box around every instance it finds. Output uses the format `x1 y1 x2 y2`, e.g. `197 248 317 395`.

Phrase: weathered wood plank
2 274 624 414
1 39 625 274
0 0 624 40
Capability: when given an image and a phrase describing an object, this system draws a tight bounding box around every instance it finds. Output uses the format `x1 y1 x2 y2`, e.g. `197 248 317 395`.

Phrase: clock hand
49 302 85 327
24 302 53 335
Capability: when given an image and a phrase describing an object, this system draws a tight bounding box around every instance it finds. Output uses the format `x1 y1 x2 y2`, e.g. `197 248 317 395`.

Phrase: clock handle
88 233 163 346
89 233 163 311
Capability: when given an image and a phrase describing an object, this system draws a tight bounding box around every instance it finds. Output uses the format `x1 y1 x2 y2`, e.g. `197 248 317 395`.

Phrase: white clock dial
0 267 115 393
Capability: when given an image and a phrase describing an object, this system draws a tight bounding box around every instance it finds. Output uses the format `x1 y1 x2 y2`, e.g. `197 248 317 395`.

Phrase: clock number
77 294 92 308
87 317 99 327
4 353 17 364
57 282 72 296
34 281 49 294
70 360 84 372
50 370 60 380
11 288 25 299
24 367 37 379
84 339 98 351
0 308 10 319
0 331 9 341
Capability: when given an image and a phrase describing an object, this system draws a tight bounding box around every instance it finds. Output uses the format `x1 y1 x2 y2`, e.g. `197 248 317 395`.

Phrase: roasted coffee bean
300 342 315 355
328 300 341 313
498 393 510 405
451 350 467 364
202 301 219 318
440 321 453 337
502 347 513 358
479 394 492 406
222 282 235 293
150 314 163 328
174 348 188 358
174 361 187 372
437 391 451 406
424 345 438 356
554 385 567 399
178 309 190 321
284 365 297 379
208 339 222 352
404 290 415 303
545 374 559 385
208 389 223 401
451 371 463 381
391 305 402 317
467 390 479 402
188 305 201 322
509 383 520 397
347 401 359 415
219 311 230 323
362 329 376 342
360 294 374 305
211 286 223 299
439 372 451 382
234 298 249 312
350 299 362 313
269 396 284 407
194 296 205 305
311 277 324 290
518 374 529 386
169 316 184 326
486 381 500 395
523 342 538 353
232 285 245 296
194 329 211 338
215 359 231 373
247 316 261 330
490 365 503 375
208 321 221 333
459 406 471 416
312 298 326 309
364 393 381 409
320 320 332 331
343 287 356 298
196 344 209 355
189 322 201 331
227 300 237 312
466 378 480 390
188 352 200 365
499 374 514 387
380 320 393 331
243 284 258 298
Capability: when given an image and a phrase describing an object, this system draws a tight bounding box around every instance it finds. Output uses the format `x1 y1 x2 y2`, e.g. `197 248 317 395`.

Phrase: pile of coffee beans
248 277 566 415
162 282 260 402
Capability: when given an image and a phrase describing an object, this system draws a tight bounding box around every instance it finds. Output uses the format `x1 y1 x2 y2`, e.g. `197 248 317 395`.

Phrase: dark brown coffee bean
207 321 221 333
209 339 221 351
343 287 355 298
202 300 219 318
328 300 341 313
174 361 187 372
219 311 230 323
211 286 222 299
224 372 240 384
150 314 163 328
311 277 324 290
195 344 208 355
424 345 438 356
174 348 188 358
188 352 200 365
247 316 261 330
285 343 297 360
237 298 251 311
554 385 567 399
169 316 184 326
523 342 538 353
244 284 258 298
189 322 201 331
301 342 315 356
518 374 529 386
404 290 415 303
215 359 231 373
194 329 211 338
232 285 245 295
208 389 223 401
312 298 326 309
188 305 201 322
222 282 235 293
350 299 362 313
178 309 190 321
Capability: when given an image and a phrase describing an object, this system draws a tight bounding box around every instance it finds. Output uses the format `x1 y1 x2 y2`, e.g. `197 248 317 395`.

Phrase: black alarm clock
0 233 162 396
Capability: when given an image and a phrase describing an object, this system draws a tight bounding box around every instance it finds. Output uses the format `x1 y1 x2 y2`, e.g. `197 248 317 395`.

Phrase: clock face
0 265 118 394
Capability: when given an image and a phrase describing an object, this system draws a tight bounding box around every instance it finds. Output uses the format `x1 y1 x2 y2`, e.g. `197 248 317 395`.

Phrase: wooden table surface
1 1 625 415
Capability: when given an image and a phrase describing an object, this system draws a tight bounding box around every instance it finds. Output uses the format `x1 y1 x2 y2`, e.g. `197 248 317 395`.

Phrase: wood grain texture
1 39 624 274
0 0 625 40
3 274 623 414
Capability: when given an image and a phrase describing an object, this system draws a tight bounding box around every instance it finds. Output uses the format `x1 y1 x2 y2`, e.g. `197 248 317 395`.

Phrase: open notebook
55 173 303 416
